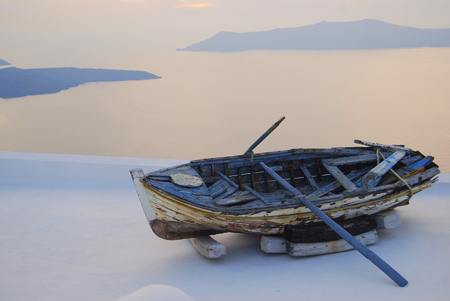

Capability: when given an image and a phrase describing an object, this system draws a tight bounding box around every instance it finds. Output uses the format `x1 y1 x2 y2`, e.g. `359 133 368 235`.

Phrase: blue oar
260 162 408 287
244 116 285 156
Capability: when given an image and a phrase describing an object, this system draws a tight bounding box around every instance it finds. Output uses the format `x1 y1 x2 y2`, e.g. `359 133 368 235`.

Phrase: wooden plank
250 167 256 189
357 151 406 189
354 140 414 155
289 166 297 188
209 179 234 199
322 154 377 166
380 156 434 185
216 171 239 188
238 167 244 191
408 156 434 169
322 162 357 191
146 175 171 182
263 217 379 255
343 167 440 198
210 173 239 199
263 171 271 192
315 158 323 182
189 236 226 258
214 191 258 206
208 178 226 192
299 165 320 191
307 168 369 198
400 155 423 166
215 187 238 200
287 229 378 257
243 185 270 204
190 148 375 169
284 217 377 243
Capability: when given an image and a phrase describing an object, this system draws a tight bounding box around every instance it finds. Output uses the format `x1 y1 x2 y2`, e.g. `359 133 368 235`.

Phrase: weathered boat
130 118 439 241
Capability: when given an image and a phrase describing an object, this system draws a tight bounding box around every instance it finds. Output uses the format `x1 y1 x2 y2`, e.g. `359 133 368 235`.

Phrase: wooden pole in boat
244 116 285 156
259 162 408 287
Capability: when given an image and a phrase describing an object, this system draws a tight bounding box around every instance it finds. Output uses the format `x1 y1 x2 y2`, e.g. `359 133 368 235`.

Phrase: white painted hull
131 168 432 240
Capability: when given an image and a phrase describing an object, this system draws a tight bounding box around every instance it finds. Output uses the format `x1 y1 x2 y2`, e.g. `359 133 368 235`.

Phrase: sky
1 0 450 67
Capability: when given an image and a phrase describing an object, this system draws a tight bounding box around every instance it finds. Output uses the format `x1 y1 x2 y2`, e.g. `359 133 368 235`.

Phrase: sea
1 48 449 172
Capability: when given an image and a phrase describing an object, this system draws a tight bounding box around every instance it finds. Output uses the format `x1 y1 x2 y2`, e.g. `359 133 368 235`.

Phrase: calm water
1 48 450 172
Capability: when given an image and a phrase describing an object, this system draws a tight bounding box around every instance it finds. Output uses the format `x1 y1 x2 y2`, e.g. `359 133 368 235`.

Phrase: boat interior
143 144 439 212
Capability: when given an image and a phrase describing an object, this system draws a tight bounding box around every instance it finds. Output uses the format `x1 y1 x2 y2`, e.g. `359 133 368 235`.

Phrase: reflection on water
1 48 449 172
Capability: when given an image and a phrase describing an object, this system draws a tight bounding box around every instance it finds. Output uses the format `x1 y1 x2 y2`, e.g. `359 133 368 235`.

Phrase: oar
259 162 408 287
244 116 285 156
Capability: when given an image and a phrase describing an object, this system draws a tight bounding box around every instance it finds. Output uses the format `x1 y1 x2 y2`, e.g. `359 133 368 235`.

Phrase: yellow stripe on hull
139 179 431 239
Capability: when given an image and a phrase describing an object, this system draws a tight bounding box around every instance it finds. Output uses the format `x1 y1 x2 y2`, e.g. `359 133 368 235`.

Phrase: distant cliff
0 67 161 99
0 59 11 66
178 19 450 52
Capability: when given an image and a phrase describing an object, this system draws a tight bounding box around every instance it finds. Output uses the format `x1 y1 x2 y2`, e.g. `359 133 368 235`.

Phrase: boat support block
262 212 399 255
261 229 378 256
189 236 226 259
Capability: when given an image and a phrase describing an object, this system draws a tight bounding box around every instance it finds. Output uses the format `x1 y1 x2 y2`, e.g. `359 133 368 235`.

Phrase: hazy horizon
1 1 449 172
1 48 449 171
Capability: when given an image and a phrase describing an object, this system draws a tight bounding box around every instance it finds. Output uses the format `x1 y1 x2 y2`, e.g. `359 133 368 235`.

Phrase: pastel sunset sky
1 0 449 66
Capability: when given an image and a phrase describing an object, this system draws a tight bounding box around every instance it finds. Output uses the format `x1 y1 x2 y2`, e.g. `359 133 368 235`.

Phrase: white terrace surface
0 152 449 300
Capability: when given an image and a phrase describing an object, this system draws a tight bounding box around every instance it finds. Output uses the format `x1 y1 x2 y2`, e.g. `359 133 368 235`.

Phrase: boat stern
130 168 157 222
130 168 223 240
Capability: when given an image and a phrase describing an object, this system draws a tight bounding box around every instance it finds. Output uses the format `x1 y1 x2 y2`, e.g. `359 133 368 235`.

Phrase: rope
376 148 414 203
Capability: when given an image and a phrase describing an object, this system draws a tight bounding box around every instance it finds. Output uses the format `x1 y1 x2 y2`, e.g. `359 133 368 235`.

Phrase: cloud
175 2 212 9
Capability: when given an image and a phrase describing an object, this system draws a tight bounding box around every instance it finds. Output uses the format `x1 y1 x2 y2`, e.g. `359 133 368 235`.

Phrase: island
178 19 450 52
0 66 161 99
0 59 11 66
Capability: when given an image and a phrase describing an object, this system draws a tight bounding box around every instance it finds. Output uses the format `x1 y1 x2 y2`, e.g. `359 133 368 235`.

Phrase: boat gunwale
141 176 435 224
142 166 439 216
188 146 378 167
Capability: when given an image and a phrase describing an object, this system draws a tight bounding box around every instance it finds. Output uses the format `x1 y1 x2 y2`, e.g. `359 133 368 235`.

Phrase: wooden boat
130 119 439 241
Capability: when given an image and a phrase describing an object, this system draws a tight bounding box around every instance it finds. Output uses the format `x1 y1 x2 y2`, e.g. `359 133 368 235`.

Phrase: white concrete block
375 213 401 229
189 236 226 259
287 229 378 257
260 236 288 253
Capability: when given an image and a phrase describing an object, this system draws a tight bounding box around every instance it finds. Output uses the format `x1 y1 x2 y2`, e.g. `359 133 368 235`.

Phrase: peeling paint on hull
130 141 439 241
138 178 432 240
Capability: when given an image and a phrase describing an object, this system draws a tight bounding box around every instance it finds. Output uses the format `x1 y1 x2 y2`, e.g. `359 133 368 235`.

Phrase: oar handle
244 116 285 156
259 162 408 287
